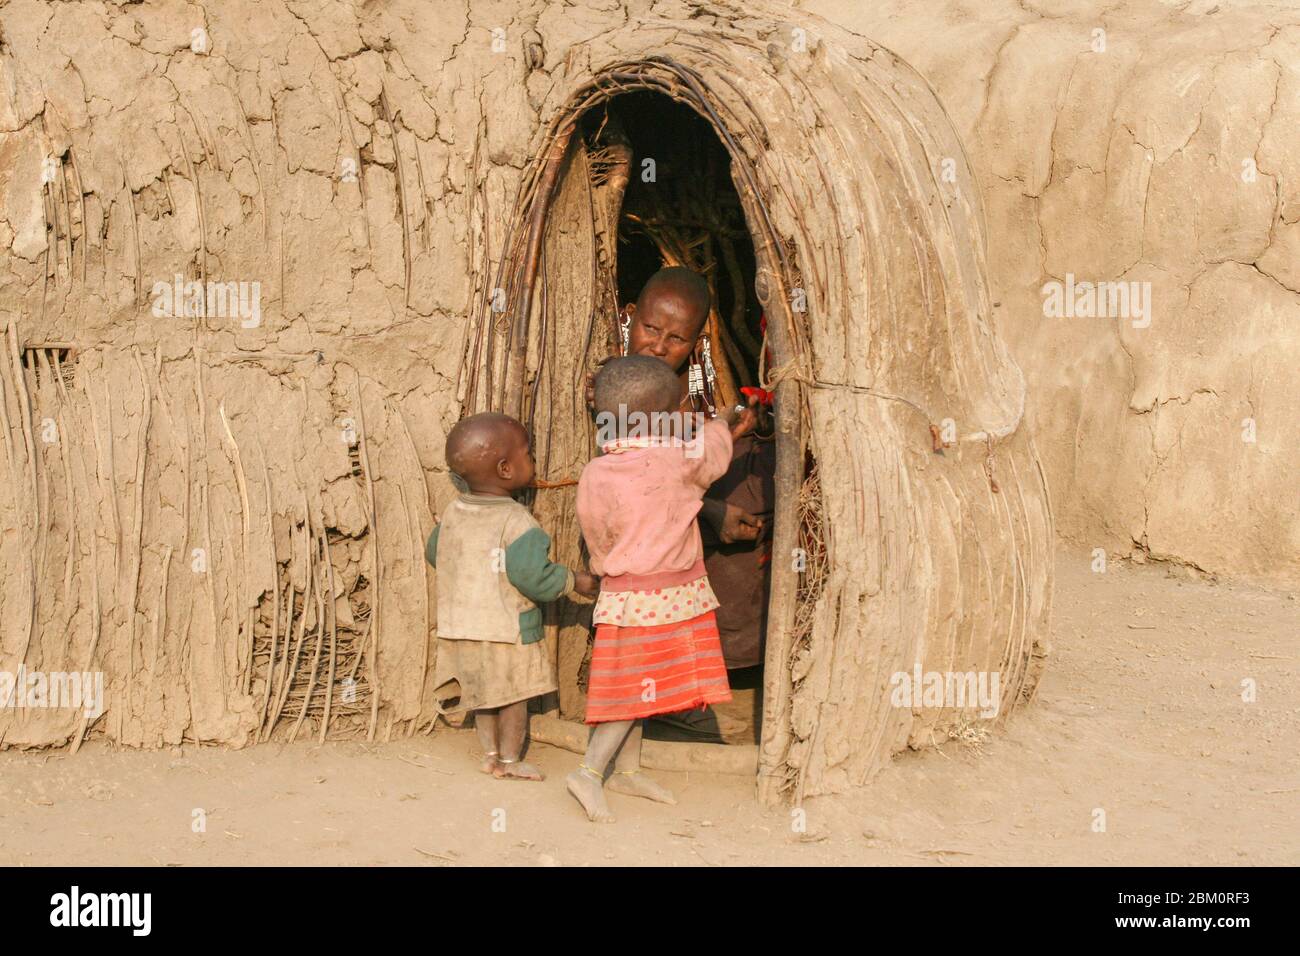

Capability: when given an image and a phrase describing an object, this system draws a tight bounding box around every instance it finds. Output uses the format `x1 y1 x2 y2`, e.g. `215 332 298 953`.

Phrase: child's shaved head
593 355 681 420
445 412 532 493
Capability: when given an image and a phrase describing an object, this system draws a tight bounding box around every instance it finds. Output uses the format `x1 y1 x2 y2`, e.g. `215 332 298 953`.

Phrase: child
425 412 599 780
569 356 754 821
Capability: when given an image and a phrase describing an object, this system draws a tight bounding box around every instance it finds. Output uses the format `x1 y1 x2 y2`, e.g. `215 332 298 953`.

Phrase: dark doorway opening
580 90 767 398
577 91 772 745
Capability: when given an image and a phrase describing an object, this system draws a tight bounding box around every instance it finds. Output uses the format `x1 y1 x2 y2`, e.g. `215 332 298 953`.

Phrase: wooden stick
53 362 77 618
162 165 178 221
6 323 39 670
379 88 412 309
270 498 312 732
67 147 89 285
6 325 38 508
412 139 433 249
259 460 278 735
217 508 241 733
233 95 267 241
279 211 288 339
153 545 172 674
289 532 327 744
124 349 153 732
457 122 488 411
181 139 207 321
260 576 290 741
70 366 104 754
31 351 52 593
219 402 254 694
56 153 74 281
124 181 141 308
42 172 54 297
193 351 224 689
352 378 382 739
740 202 804 808
503 121 576 418
69 544 102 754
36 193 59 348
319 524 339 743
345 586 373 683
153 349 188 567
152 348 193 722
0 326 18 485
51 350 82 665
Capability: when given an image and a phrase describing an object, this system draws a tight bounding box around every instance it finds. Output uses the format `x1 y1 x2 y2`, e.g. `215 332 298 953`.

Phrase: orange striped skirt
584 611 733 724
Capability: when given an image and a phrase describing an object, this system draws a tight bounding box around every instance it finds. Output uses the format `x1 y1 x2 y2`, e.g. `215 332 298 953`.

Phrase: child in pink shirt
569 355 754 823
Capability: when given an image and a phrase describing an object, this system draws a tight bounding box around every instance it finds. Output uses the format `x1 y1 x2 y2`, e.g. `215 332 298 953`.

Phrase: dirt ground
1 547 1295 867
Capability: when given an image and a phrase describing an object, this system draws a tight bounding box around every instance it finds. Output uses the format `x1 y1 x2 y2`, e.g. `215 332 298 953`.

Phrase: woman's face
627 290 705 375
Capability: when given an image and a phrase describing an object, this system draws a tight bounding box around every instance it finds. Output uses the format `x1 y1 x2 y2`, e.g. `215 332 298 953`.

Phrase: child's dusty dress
425 492 575 713
576 419 734 723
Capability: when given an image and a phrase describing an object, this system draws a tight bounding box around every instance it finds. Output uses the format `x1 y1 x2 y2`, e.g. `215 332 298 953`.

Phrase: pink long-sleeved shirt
576 418 733 589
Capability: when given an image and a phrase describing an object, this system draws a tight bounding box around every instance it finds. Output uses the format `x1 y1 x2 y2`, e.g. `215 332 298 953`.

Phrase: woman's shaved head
627 266 712 376
635 266 711 337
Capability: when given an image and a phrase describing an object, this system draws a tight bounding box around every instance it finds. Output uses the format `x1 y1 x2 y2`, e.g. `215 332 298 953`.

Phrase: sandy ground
1 547 1296 867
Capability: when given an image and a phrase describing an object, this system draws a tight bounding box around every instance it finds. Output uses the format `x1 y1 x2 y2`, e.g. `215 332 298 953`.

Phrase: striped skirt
584 610 733 724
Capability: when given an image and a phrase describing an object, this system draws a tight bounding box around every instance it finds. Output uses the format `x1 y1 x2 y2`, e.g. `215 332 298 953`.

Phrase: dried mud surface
806 0 1300 586
2 550 1294 866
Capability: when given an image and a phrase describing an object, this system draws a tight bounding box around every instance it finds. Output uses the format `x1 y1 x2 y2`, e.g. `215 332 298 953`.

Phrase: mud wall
0 0 1291 752
805 0 1300 586
0 0 525 746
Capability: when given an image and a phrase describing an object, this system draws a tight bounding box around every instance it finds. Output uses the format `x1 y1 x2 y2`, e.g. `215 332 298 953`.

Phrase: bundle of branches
255 531 375 744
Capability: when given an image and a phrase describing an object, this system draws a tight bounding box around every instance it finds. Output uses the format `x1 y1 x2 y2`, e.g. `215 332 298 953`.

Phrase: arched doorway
459 44 1051 804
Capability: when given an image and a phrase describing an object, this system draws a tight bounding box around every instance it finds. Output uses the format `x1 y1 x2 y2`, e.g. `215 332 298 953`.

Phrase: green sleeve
505 527 573 603
424 524 440 568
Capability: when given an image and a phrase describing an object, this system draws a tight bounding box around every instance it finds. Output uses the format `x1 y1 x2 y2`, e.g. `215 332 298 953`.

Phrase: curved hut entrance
460 68 810 783
460 28 1052 804
595 91 769 745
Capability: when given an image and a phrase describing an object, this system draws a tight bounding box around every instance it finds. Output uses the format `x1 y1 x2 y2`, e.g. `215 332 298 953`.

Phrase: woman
586 266 776 735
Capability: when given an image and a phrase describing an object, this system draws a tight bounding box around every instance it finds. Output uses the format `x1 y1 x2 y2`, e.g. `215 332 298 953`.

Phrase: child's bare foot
607 771 676 805
493 759 544 781
566 768 616 823
479 752 500 775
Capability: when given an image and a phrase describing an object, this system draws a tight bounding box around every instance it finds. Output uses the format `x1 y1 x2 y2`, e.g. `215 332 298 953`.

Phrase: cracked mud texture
806 0 1299 586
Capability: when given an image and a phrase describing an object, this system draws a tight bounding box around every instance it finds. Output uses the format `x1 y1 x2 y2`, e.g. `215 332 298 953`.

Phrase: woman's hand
573 571 601 597
720 392 761 440
701 497 765 544
720 504 764 544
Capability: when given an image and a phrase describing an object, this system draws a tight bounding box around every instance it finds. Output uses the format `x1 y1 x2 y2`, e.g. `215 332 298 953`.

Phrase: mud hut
464 37 1055 801
0 0 1051 801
